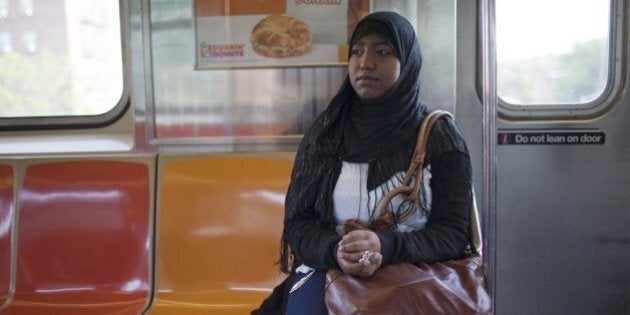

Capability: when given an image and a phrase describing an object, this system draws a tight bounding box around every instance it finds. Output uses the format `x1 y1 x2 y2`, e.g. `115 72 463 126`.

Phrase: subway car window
496 0 616 119
148 0 359 140
147 0 418 141
0 0 123 125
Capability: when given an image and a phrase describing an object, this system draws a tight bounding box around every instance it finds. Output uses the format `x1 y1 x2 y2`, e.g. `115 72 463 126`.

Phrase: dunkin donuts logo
200 43 245 58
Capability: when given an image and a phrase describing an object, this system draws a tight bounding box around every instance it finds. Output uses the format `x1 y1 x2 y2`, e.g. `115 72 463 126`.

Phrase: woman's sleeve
377 117 473 264
282 141 342 271
284 211 341 270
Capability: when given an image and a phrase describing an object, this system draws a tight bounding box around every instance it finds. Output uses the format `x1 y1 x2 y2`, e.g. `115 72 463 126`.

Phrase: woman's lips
356 75 378 84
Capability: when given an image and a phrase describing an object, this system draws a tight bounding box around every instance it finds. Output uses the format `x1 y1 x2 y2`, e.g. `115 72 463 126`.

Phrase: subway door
492 1 630 315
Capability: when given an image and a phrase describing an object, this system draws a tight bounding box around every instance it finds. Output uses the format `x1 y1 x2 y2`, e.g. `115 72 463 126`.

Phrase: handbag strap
373 110 451 226
373 110 483 255
470 189 483 255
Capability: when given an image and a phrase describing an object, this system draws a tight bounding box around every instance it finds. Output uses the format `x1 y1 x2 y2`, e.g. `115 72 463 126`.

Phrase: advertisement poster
194 0 370 69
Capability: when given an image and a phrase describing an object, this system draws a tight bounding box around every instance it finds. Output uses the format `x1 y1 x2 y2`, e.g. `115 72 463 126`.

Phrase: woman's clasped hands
336 229 382 277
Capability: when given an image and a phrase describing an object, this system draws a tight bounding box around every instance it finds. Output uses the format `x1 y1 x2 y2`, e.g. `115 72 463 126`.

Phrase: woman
255 11 472 314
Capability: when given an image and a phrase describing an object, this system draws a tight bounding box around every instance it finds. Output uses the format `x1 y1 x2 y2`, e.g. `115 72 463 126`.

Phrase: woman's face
349 33 401 100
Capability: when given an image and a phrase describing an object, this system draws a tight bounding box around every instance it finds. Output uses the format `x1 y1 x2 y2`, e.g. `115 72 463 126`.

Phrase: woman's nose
360 54 374 70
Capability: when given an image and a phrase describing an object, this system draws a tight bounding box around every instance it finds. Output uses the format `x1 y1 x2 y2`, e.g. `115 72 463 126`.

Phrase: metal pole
479 0 497 308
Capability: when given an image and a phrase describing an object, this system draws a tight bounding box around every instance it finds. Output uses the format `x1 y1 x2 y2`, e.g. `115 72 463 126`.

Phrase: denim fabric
285 270 327 315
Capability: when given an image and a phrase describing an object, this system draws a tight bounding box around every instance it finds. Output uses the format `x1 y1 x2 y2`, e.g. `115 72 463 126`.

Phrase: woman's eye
376 49 391 56
350 48 361 55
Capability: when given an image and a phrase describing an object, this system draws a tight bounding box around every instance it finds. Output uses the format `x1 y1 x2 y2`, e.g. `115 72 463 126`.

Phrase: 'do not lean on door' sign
498 130 606 145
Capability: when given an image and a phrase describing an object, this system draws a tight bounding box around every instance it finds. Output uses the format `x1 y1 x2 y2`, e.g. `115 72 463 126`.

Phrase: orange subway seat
151 155 292 314
0 160 151 315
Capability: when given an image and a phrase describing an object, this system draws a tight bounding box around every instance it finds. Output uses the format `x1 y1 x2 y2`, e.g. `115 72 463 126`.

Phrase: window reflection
21 30 36 53
497 0 610 105
0 0 8 19
0 0 123 118
0 32 10 53
19 0 32 16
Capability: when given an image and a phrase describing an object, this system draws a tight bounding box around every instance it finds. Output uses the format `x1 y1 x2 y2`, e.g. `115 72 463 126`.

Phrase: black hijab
280 11 428 273
343 11 425 162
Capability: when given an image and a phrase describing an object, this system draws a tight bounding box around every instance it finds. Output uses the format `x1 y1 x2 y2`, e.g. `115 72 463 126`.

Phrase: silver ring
359 250 374 266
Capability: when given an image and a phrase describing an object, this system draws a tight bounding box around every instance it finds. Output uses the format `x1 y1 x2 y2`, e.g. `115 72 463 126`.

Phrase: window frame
496 0 626 121
0 0 129 131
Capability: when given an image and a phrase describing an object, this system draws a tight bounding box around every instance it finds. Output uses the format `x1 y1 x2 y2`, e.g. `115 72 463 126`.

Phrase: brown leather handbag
324 110 492 315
